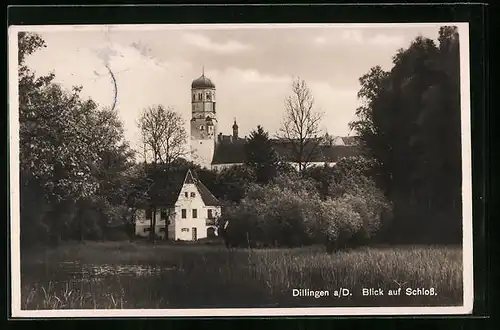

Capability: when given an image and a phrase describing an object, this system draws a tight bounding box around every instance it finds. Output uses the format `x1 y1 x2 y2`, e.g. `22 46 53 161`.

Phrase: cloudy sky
22 24 444 152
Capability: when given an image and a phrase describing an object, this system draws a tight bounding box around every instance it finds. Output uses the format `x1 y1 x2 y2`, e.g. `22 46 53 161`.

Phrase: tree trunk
150 206 157 243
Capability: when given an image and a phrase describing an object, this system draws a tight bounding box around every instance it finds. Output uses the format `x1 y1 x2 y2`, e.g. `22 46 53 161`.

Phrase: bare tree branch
277 77 325 172
137 104 187 242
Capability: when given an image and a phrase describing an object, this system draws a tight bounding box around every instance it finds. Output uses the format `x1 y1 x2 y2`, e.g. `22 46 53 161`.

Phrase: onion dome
191 73 215 89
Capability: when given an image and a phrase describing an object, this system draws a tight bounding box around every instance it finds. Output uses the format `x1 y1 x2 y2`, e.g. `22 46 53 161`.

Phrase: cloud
369 34 405 46
25 39 195 150
130 40 154 58
341 30 364 43
223 67 289 84
312 30 405 47
182 33 253 54
313 36 327 45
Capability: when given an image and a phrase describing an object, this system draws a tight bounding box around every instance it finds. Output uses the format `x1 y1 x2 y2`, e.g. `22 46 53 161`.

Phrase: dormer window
184 192 188 198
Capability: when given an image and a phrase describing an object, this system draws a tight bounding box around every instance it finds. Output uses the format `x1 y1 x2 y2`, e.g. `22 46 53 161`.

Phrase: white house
135 169 222 241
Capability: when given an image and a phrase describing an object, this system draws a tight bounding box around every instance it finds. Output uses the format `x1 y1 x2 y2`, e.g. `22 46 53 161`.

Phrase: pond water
24 262 175 284
20 259 283 309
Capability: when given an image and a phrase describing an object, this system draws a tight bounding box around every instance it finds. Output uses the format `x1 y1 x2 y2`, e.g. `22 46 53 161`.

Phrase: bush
219 173 319 247
221 161 392 250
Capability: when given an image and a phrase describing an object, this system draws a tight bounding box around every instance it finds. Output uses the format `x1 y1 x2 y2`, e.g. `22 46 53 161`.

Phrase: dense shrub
221 159 392 250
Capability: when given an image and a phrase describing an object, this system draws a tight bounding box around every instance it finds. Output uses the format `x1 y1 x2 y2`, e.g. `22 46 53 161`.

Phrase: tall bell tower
190 68 217 168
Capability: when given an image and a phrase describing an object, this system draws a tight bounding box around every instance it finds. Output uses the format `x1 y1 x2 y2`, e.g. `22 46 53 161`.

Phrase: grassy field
19 241 463 309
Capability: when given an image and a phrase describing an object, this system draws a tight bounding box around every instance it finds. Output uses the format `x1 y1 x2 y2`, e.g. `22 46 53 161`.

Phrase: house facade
135 169 222 241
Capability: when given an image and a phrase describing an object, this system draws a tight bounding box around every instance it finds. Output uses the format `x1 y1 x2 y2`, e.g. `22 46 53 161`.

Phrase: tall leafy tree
244 125 279 184
349 26 462 243
215 165 256 203
18 32 133 245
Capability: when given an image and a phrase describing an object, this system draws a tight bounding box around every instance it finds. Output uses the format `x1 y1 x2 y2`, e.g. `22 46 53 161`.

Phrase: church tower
190 68 217 168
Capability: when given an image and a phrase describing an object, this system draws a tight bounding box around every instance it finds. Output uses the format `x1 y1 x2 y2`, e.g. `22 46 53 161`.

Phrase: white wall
173 182 221 241
211 163 243 171
191 139 215 169
211 161 337 171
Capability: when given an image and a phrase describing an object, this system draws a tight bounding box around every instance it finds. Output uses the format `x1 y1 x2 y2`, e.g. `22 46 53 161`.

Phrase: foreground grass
20 241 463 309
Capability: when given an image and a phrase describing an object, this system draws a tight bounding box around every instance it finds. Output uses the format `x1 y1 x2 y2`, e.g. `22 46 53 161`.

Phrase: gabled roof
212 139 362 165
184 169 196 184
133 169 220 208
184 169 221 206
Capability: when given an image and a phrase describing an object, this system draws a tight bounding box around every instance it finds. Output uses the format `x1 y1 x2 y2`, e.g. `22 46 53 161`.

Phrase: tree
244 125 279 184
278 77 324 173
138 105 187 165
349 26 462 244
18 32 133 245
214 165 256 203
137 104 188 242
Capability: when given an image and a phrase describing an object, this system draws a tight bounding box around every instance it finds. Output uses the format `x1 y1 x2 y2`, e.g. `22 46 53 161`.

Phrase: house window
207 209 213 219
198 93 202 100
206 93 211 100
181 209 187 218
143 228 151 233
159 227 165 233
200 125 204 131
160 209 167 220
190 192 196 198
192 209 197 218
145 209 152 220
181 228 189 232
184 192 188 198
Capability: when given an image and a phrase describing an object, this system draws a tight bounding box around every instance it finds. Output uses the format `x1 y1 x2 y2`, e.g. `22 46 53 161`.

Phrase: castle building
190 69 218 169
189 71 361 171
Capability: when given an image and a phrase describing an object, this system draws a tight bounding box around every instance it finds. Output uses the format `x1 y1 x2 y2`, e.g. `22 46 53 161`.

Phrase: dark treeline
349 26 462 244
18 26 462 250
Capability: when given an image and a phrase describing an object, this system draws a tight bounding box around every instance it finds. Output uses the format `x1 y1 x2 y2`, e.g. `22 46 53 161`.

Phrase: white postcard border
8 22 474 318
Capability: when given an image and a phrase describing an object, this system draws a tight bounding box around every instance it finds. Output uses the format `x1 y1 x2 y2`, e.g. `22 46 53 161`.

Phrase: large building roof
212 138 362 165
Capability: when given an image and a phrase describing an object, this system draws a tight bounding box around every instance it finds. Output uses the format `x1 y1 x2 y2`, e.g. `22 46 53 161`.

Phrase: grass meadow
19 241 463 309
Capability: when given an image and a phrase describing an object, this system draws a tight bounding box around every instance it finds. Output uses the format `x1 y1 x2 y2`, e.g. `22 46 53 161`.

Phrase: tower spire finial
202 65 204 76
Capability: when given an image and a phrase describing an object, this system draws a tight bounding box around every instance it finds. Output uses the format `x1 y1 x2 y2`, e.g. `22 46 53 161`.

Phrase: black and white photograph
9 23 473 317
